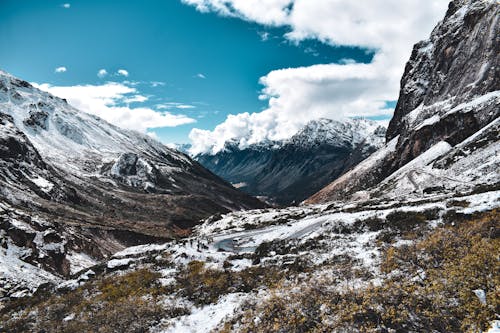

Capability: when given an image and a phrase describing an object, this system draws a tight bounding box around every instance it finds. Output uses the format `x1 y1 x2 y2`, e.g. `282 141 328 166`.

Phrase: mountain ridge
195 117 386 205
0 69 265 296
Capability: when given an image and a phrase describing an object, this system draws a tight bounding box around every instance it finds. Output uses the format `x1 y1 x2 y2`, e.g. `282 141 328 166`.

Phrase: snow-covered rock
308 0 499 204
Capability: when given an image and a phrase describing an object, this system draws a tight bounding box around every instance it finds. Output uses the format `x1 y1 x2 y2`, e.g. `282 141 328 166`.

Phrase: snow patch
161 293 247 333
66 251 98 275
29 176 54 192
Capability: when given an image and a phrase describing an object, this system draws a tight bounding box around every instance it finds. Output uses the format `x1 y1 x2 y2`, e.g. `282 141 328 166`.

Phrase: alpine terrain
195 118 386 205
0 0 499 332
0 70 265 298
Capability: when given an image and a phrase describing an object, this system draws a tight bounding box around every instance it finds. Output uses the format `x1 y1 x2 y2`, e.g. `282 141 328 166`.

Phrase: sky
0 0 448 154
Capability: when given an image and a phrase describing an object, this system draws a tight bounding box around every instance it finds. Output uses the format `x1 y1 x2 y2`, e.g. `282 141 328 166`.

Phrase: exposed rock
23 107 49 131
308 0 499 204
387 0 499 141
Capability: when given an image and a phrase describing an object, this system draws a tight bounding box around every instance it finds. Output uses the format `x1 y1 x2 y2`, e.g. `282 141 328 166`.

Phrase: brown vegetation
221 209 500 332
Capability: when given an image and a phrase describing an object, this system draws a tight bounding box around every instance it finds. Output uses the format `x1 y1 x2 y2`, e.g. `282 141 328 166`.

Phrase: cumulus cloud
32 82 196 133
183 0 448 155
182 0 292 25
117 69 129 77
54 66 67 73
97 69 108 78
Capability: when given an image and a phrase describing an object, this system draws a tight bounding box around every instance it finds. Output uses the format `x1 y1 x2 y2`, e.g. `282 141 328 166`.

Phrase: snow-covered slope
3 184 498 331
195 118 386 205
289 118 383 149
0 69 265 297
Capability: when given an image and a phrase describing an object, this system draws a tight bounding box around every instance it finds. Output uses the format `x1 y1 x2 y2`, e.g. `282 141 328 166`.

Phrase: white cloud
146 131 160 140
123 94 148 104
338 58 356 65
258 31 270 41
54 66 67 73
176 104 196 109
62 3 70 9
157 102 197 110
117 69 129 77
150 81 166 87
183 0 448 154
97 69 108 78
32 82 196 133
182 0 292 25
196 73 206 79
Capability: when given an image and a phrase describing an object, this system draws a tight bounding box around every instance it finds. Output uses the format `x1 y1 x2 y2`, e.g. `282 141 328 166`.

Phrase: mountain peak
195 117 386 205
290 117 384 149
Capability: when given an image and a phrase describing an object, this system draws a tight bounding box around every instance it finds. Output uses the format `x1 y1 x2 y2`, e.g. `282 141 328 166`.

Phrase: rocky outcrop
387 0 499 141
307 0 499 204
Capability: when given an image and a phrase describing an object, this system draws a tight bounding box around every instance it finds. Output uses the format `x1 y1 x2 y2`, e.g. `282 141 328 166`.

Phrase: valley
0 0 499 332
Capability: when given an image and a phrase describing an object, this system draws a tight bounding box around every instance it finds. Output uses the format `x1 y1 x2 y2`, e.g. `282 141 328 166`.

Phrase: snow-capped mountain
1 1 499 331
0 70 265 297
195 118 386 205
307 0 499 204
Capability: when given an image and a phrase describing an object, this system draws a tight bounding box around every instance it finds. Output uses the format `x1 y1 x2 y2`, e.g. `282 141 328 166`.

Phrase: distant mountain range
194 118 386 205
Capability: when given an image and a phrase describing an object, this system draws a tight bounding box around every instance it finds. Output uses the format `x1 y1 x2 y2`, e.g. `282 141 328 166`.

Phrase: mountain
195 118 386 205
1 1 499 331
0 69 265 296
307 0 499 204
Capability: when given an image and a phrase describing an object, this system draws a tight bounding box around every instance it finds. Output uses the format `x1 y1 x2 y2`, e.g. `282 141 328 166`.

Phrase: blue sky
0 0 446 152
0 0 374 144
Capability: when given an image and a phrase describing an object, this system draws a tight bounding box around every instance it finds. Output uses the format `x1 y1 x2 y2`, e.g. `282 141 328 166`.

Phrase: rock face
0 69 265 296
196 118 385 205
387 0 499 141
307 0 499 204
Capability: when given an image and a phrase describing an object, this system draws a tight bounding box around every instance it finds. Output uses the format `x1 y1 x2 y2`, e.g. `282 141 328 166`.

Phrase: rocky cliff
307 0 499 203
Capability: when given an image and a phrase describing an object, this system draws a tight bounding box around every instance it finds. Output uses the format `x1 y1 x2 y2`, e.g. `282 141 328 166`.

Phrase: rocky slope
307 0 499 204
196 118 386 205
0 70 265 297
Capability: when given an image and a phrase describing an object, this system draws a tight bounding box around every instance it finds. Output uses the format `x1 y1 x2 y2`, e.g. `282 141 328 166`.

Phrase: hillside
0 70 265 297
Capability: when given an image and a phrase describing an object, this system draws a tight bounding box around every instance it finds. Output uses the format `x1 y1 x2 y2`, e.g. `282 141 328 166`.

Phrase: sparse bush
385 210 427 231
353 217 385 232
0 268 187 333
175 261 286 306
221 209 500 332
447 199 470 208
